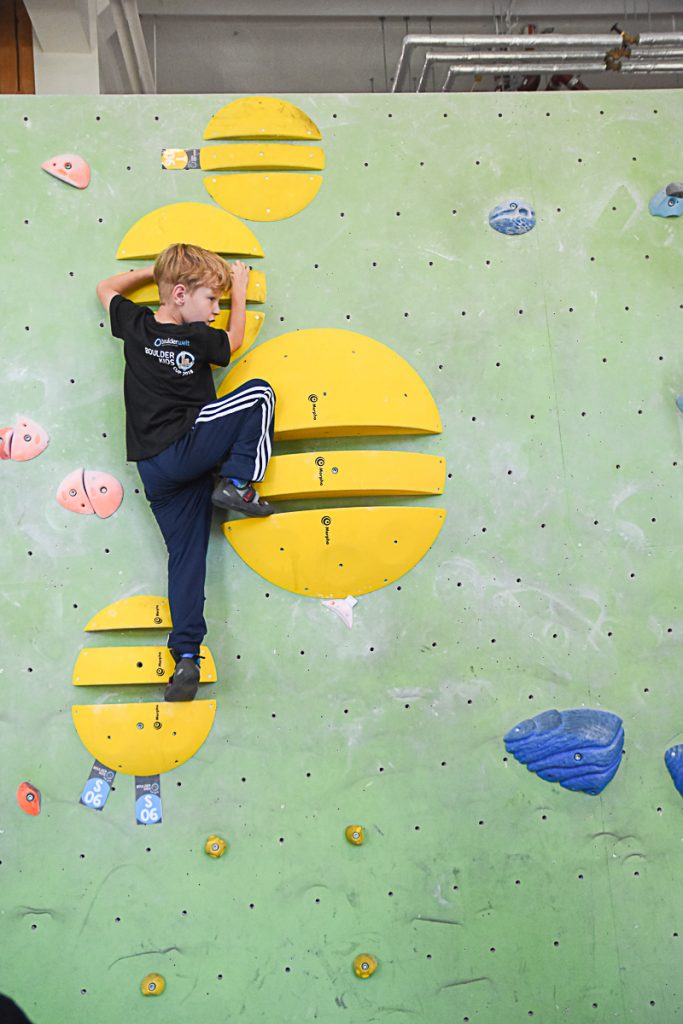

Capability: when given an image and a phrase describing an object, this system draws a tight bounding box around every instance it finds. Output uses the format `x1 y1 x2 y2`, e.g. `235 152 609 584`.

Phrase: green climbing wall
2 88 683 1022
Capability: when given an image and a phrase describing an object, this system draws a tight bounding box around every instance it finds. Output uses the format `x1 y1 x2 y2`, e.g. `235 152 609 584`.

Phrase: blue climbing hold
664 745 683 797
488 199 535 236
649 183 683 218
675 395 683 414
504 708 624 796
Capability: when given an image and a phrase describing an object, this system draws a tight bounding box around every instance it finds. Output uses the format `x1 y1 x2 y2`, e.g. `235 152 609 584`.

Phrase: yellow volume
223 506 446 599
72 701 216 776
72 645 216 686
218 329 442 439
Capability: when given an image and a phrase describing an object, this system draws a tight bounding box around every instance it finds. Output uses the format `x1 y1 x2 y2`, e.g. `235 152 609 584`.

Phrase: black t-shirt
110 294 230 461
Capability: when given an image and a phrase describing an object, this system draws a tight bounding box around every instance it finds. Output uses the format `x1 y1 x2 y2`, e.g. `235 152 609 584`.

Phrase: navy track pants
136 378 275 656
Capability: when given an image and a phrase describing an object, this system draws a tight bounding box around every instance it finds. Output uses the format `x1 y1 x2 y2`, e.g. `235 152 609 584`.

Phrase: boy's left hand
229 261 250 294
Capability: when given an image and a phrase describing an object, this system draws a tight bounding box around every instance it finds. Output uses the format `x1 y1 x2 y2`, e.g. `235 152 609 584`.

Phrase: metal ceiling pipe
442 62 683 91
418 47 683 91
393 32 683 91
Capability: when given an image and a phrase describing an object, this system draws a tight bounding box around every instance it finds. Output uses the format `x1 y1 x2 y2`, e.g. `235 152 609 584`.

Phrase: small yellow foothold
353 954 378 979
205 835 227 858
345 825 364 845
141 973 165 996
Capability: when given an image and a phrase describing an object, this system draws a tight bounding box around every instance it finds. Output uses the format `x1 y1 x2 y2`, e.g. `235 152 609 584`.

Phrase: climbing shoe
165 654 199 702
211 478 274 517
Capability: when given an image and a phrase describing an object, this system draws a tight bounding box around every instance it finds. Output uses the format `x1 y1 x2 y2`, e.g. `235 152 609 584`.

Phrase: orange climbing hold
16 782 41 816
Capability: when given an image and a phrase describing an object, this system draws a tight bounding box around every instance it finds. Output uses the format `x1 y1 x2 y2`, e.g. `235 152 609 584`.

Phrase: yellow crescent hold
72 645 216 686
218 329 442 439
204 97 322 141
258 451 446 500
116 202 265 260
85 595 171 631
204 173 323 222
72 701 217 777
222 506 447 598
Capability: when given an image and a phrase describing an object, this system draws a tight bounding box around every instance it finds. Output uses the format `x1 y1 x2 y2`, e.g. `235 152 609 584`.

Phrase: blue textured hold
664 745 683 797
488 199 535 235
649 186 683 218
504 708 624 796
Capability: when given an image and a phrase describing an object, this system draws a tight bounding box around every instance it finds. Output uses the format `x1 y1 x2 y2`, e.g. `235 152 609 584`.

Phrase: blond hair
154 243 230 303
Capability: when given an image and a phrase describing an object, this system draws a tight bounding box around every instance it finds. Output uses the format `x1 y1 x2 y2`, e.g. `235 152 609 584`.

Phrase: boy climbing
96 243 276 702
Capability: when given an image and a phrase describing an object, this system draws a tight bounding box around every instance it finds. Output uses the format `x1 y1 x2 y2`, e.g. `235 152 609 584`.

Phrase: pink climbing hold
84 470 124 519
56 468 123 518
0 417 49 462
0 428 13 460
9 417 49 462
57 468 95 515
41 153 90 190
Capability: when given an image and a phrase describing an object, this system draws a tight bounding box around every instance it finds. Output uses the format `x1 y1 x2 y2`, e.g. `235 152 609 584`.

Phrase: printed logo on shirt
144 346 196 375
176 351 195 372
154 337 190 347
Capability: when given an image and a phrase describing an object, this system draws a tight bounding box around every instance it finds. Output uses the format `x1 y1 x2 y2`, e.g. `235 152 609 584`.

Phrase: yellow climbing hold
204 173 323 222
222 506 447 599
116 202 264 260
204 96 322 141
124 271 266 306
258 450 446 501
72 645 216 686
345 825 364 845
141 973 165 996
84 595 171 632
199 143 325 171
219 329 442 439
72 701 217 777
205 835 227 858
353 954 378 979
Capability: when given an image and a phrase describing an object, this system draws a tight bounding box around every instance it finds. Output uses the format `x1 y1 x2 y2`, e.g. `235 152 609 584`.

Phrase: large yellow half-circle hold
259 451 446 500
204 173 323 222
204 97 322 141
116 203 265 260
72 701 217 776
222 507 446 598
218 329 442 439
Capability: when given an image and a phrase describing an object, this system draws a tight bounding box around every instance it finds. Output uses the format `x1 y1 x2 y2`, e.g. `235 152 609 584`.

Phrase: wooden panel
0 1 34 94
16 0 34 94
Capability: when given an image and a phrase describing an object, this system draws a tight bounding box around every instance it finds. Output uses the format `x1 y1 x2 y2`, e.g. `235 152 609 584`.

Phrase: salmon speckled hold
56 468 123 518
0 416 49 462
41 153 91 190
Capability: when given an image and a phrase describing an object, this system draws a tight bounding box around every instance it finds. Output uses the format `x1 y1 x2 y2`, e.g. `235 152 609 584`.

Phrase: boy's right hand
229 261 250 294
